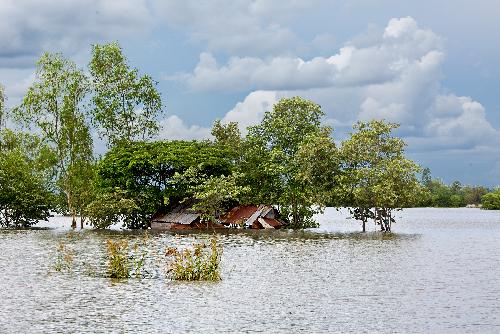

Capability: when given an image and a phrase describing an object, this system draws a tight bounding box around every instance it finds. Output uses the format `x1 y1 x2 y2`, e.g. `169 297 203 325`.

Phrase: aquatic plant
105 236 149 279
105 239 131 279
53 240 74 272
166 237 222 281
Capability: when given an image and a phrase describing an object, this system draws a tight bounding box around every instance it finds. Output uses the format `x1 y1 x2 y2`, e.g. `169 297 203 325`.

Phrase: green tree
211 120 242 161
86 188 140 229
174 167 249 223
481 189 500 210
92 140 231 229
339 120 424 232
12 52 94 228
239 97 335 228
0 129 54 228
0 83 5 128
89 42 163 146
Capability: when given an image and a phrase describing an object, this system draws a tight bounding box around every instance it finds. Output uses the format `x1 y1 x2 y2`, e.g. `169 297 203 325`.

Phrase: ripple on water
0 208 499 333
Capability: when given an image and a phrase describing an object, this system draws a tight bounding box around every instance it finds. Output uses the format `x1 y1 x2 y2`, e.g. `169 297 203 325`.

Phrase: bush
482 190 500 210
106 239 131 279
166 237 222 281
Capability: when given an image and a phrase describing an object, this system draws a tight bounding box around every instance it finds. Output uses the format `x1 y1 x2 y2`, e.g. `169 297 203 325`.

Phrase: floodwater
0 208 499 333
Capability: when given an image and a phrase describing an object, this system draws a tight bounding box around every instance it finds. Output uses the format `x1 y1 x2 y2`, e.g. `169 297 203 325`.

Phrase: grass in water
166 237 222 281
106 239 131 279
53 240 74 272
105 237 148 279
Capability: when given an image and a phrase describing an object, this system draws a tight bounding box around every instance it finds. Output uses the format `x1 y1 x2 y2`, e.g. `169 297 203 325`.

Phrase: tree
211 120 242 161
239 97 335 228
0 83 5 128
86 188 140 229
481 189 500 210
0 130 54 228
12 52 94 228
174 167 249 224
339 120 424 232
89 42 163 146
92 140 231 229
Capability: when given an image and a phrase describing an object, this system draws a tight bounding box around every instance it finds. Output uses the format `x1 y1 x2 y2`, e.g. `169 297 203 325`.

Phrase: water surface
0 208 499 333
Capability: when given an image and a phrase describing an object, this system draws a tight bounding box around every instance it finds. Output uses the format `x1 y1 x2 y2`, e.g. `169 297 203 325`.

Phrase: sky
1 0 500 186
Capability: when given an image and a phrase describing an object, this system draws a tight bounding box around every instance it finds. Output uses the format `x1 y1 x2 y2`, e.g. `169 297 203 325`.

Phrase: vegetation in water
481 189 500 210
1 42 498 233
53 240 75 272
166 237 222 281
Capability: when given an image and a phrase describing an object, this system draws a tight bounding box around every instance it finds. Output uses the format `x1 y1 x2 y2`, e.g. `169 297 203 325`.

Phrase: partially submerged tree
89 42 163 146
339 120 423 232
92 141 231 229
481 189 500 210
0 130 54 228
239 97 338 228
13 53 94 228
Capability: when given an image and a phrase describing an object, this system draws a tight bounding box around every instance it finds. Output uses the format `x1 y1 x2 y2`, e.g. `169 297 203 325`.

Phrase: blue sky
1 0 499 186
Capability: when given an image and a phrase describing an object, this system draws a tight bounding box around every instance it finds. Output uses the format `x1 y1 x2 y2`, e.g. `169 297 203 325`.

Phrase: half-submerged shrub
106 239 131 279
166 237 222 281
105 238 147 279
53 240 74 272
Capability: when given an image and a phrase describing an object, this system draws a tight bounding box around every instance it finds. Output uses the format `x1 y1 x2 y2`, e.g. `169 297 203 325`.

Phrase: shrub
482 190 500 210
106 239 131 279
166 237 222 281
53 241 74 272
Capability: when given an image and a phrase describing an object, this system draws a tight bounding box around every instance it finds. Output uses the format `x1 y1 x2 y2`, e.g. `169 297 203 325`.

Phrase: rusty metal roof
221 205 283 228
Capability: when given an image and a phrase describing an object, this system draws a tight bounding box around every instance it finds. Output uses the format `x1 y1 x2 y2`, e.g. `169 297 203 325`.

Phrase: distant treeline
418 168 496 208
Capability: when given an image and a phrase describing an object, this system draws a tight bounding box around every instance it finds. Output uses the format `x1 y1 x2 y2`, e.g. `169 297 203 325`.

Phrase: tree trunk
362 219 366 232
67 191 76 229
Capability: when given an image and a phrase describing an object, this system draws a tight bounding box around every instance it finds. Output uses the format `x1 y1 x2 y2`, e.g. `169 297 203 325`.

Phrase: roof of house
151 200 200 225
221 205 284 228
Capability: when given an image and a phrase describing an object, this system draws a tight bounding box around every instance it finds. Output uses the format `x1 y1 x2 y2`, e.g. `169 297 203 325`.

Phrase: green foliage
106 239 131 279
239 97 337 228
481 189 500 210
93 140 231 229
339 120 424 232
166 237 222 281
175 167 249 222
89 42 163 146
418 169 488 207
0 129 54 228
86 188 140 229
211 120 242 160
53 240 75 272
12 52 93 226
0 83 5 128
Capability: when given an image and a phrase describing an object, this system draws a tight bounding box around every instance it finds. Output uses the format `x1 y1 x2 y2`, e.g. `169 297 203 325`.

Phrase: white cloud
158 115 212 141
221 91 281 133
213 17 500 153
175 17 443 92
0 0 153 68
154 0 321 56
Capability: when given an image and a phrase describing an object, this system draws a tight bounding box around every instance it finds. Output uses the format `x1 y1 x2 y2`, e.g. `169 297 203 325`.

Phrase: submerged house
220 205 285 229
150 201 224 230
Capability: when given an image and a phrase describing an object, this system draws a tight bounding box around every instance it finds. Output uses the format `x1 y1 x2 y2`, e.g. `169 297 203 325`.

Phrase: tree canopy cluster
1 43 497 231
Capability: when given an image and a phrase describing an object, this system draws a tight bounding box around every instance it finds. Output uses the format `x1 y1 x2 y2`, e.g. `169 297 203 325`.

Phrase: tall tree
239 97 337 228
339 120 423 232
0 83 5 128
89 42 163 146
13 52 94 228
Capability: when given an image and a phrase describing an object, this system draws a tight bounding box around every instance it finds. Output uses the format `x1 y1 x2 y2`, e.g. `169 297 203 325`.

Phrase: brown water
0 208 499 333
